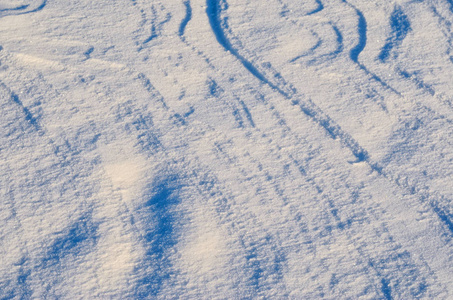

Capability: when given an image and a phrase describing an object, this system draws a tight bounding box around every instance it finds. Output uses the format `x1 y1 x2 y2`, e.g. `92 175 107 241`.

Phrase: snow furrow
343 0 366 63
206 0 287 95
179 0 192 37
341 0 400 94
0 4 29 12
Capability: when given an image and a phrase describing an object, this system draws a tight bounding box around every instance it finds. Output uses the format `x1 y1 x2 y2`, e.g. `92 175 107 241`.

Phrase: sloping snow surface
1 0 453 298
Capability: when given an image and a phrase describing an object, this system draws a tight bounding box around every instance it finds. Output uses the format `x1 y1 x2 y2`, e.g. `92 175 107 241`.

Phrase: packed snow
1 0 452 298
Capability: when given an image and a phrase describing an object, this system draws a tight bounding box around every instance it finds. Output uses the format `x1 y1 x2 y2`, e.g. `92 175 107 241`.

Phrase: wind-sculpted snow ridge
1 0 453 298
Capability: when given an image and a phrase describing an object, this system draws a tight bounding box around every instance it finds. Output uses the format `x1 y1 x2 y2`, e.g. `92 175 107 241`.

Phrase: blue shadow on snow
378 6 411 62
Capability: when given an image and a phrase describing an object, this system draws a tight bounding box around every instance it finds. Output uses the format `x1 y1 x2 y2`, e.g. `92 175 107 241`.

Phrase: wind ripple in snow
1 0 453 298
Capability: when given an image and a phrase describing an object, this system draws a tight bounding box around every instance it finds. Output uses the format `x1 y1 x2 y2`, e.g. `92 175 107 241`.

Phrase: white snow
1 0 453 298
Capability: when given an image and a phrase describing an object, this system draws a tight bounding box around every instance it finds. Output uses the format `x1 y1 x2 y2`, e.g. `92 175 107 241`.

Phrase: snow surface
1 0 453 298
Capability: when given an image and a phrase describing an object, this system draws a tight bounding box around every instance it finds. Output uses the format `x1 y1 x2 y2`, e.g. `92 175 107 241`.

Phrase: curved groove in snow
378 6 411 62
0 4 29 12
179 0 192 37
0 0 46 17
306 0 324 15
308 24 344 65
206 0 283 94
342 0 400 94
343 1 367 62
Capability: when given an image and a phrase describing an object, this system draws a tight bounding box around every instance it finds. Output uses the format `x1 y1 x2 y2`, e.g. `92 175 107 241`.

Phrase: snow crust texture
1 0 453 298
